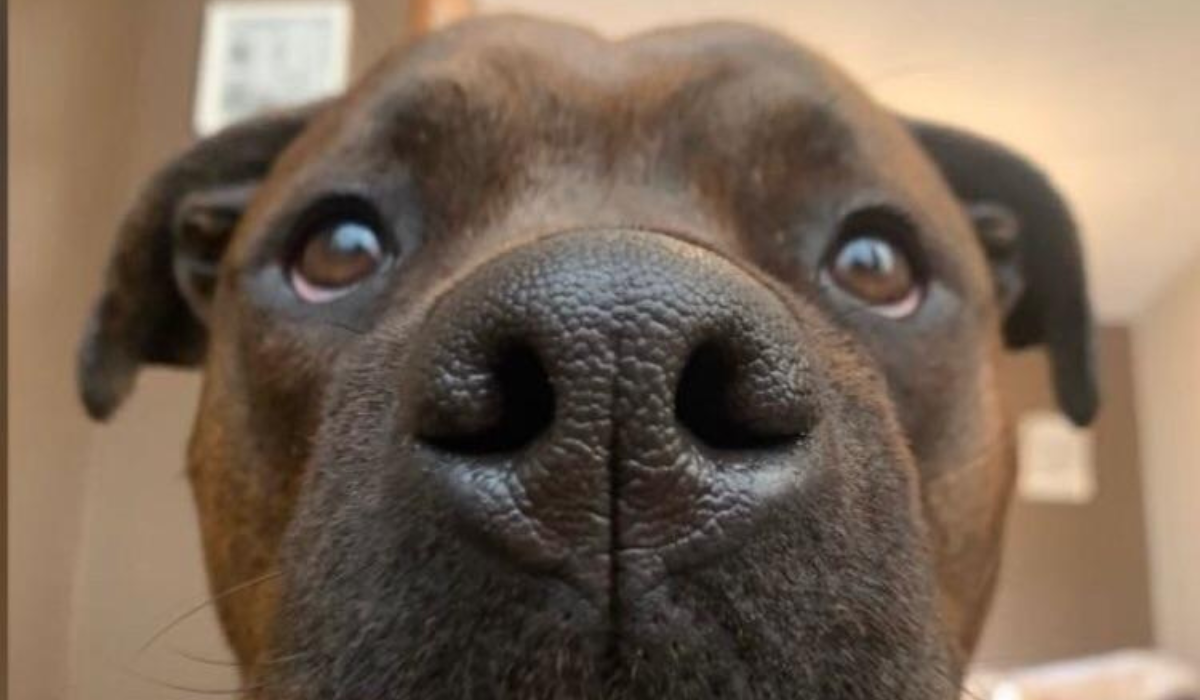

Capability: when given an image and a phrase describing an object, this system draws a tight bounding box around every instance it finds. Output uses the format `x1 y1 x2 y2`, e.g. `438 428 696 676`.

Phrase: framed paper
194 0 352 135
1017 411 1097 504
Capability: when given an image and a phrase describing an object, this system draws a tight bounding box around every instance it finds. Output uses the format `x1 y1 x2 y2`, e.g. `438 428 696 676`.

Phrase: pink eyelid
290 269 359 304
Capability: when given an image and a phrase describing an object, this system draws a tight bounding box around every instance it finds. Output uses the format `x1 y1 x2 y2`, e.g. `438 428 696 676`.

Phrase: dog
78 16 1098 700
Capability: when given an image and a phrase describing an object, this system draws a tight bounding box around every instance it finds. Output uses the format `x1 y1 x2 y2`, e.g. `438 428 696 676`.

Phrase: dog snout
404 229 819 606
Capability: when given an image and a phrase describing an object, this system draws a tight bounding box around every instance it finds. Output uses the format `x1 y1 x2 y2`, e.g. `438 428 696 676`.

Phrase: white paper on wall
194 0 352 136
1017 410 1098 504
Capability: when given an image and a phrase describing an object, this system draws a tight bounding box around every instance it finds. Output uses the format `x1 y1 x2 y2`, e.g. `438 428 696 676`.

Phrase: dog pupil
835 237 911 303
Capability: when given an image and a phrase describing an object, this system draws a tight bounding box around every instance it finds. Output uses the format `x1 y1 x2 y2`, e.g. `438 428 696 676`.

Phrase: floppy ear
78 103 325 421
907 120 1099 426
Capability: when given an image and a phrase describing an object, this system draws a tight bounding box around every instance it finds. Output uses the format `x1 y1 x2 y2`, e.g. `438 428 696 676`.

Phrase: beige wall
9 2 411 698
977 328 1154 667
1134 255 1200 670
9 1 145 698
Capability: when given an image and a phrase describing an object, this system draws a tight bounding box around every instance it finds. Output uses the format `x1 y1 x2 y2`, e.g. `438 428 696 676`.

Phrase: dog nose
407 229 817 605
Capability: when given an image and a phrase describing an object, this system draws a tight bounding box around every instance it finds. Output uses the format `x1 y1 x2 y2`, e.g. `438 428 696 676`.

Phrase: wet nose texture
407 230 817 612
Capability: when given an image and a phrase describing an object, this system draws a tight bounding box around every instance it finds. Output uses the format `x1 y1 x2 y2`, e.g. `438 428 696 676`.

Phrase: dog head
79 16 1097 699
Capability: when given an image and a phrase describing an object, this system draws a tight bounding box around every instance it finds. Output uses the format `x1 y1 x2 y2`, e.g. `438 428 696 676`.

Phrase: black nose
407 230 817 606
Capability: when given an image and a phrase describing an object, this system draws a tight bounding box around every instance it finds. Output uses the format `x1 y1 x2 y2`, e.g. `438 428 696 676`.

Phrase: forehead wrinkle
372 57 857 162
335 17 876 169
665 70 863 198
756 97 858 167
359 56 615 164
378 78 471 148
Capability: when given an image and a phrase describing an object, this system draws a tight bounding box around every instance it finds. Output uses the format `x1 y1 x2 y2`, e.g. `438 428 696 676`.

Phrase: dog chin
270 633 952 700
269 574 955 700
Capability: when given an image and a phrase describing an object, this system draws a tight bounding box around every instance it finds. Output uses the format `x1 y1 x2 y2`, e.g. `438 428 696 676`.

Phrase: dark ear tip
77 316 138 421
80 390 119 422
1063 388 1100 427
1055 342 1100 427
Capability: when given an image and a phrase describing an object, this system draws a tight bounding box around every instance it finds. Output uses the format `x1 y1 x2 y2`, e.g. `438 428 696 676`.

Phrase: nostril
419 343 555 455
675 341 807 451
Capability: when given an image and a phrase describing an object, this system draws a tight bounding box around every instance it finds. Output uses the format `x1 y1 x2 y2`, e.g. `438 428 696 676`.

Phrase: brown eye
290 219 388 303
826 220 923 317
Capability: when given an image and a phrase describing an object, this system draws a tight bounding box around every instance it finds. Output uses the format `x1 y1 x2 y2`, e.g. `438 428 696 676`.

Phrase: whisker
171 646 318 672
120 663 270 697
170 648 242 667
139 570 282 655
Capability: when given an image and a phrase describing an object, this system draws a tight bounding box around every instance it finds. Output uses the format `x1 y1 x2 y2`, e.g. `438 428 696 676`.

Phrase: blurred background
9 0 1199 698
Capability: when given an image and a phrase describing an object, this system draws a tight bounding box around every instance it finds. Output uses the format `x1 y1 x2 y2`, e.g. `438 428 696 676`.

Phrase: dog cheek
186 394 286 670
663 470 955 698
185 340 321 670
232 319 339 468
922 351 1016 659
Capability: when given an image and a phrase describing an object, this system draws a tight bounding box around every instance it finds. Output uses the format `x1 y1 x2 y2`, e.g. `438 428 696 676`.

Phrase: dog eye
824 213 924 318
289 216 389 303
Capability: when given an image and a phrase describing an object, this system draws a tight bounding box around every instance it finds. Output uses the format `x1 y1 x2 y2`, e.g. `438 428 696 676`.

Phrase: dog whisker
139 570 282 655
174 647 306 665
119 662 272 698
170 648 242 667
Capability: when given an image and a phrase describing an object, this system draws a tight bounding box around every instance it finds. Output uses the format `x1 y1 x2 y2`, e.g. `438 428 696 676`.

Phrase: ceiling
481 0 1200 321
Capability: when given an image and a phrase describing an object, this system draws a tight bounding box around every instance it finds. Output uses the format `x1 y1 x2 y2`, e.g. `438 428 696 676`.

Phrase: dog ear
78 103 324 421
907 120 1099 426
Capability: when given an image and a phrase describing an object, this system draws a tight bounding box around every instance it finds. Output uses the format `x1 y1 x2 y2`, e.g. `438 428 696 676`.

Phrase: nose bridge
407 229 815 606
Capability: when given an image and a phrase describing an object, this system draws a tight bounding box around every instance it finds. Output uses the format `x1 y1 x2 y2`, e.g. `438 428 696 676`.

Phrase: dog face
79 17 1097 700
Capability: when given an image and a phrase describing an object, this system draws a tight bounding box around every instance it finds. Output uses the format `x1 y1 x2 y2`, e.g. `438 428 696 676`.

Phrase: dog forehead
382 15 843 91
324 15 882 155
